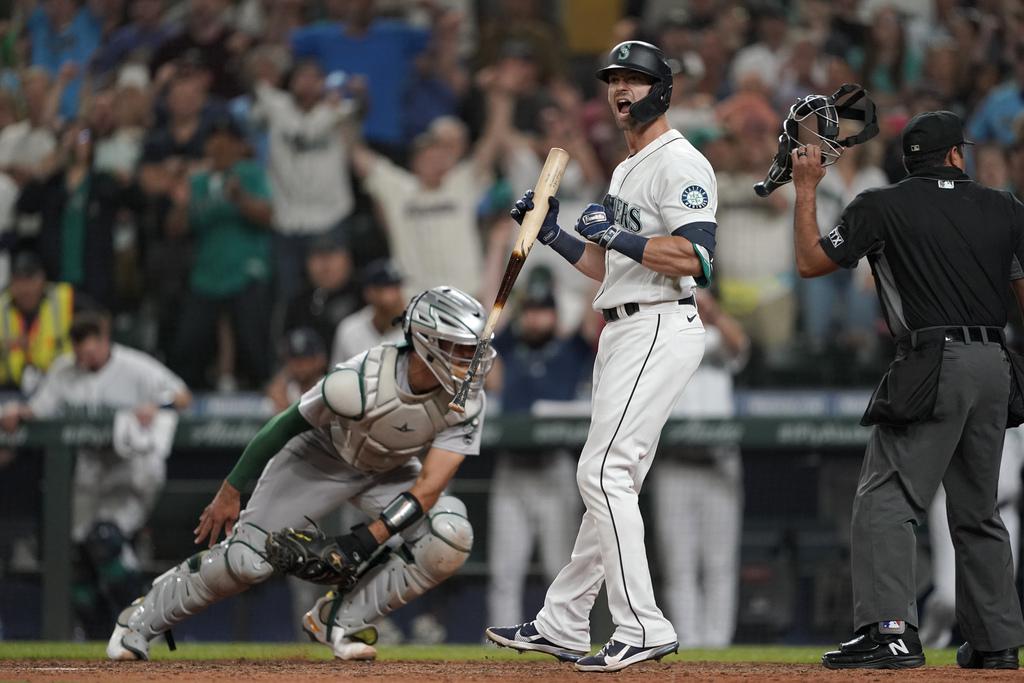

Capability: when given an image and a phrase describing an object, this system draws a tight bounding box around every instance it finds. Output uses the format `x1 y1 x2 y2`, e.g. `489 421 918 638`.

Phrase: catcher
107 286 492 661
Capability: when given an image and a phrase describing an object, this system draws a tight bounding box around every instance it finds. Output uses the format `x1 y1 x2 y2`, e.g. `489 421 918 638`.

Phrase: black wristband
343 523 381 561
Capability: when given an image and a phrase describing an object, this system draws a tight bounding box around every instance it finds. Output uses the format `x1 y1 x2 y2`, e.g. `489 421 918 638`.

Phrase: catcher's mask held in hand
754 83 879 197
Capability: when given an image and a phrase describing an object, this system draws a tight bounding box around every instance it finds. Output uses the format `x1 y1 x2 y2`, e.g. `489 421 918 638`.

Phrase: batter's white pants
535 307 705 649
921 429 1024 647
652 453 743 648
487 452 580 626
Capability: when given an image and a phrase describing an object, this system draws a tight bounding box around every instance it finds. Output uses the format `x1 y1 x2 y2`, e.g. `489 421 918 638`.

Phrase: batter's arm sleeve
225 403 312 489
818 190 885 269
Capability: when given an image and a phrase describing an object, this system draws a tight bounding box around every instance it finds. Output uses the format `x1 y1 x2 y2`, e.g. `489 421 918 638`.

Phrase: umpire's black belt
602 295 696 323
902 325 1006 348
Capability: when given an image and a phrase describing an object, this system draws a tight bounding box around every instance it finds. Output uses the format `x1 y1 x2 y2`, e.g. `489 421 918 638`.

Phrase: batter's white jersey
593 129 718 310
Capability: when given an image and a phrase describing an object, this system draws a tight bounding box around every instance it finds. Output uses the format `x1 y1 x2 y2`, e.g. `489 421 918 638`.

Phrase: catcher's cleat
822 625 925 669
957 642 1019 669
485 621 587 662
302 592 378 661
574 639 678 672
107 599 149 661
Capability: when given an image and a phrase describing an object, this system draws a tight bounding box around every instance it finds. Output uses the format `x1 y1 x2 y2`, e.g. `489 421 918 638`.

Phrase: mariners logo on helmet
681 185 709 210
618 44 631 60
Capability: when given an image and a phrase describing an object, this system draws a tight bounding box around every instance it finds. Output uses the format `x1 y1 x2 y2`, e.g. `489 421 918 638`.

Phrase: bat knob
447 401 466 414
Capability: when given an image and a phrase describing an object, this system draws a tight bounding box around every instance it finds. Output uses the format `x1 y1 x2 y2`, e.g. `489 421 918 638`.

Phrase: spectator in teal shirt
167 118 273 390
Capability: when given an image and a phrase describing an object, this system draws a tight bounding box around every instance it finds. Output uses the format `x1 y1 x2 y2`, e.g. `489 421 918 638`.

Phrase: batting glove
510 189 562 245
575 203 622 248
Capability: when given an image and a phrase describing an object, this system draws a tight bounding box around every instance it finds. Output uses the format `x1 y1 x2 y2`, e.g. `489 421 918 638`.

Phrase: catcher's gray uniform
108 342 484 660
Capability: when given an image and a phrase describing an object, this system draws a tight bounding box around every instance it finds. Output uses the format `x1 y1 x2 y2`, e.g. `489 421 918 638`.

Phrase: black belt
902 325 1005 348
602 295 696 323
942 326 1005 344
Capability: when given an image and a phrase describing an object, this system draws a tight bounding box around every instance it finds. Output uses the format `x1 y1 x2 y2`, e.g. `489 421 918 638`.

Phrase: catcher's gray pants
850 340 1024 650
240 431 422 537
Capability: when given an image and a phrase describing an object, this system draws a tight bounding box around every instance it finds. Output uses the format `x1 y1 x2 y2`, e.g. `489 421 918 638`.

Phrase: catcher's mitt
264 523 376 586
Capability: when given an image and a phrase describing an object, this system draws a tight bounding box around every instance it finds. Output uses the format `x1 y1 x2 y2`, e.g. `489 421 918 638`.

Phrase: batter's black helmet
596 41 673 125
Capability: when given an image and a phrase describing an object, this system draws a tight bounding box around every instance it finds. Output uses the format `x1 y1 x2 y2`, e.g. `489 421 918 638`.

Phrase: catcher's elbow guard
379 491 424 534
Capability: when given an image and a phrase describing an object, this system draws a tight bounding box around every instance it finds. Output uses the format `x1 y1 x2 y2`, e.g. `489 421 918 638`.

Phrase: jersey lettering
603 194 642 233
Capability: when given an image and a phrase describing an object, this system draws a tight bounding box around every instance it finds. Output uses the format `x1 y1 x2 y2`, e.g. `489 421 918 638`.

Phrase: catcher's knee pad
325 496 472 637
417 495 473 580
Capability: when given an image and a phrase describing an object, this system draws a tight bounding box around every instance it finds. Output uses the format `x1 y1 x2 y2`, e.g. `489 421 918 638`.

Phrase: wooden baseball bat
449 147 570 413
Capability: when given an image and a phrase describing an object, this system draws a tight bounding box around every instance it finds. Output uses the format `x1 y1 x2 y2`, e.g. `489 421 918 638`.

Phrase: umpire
790 111 1024 670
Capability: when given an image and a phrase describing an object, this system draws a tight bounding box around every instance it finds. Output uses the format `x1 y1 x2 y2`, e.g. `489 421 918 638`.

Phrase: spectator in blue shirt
968 44 1024 146
290 0 458 156
89 0 172 81
27 0 101 121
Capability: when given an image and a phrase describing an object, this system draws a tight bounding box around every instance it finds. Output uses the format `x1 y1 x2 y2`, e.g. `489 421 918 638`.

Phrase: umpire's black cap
901 110 974 156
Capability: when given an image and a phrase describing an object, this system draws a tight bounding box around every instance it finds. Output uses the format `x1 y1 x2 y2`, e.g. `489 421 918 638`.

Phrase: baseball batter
486 41 717 672
106 287 492 661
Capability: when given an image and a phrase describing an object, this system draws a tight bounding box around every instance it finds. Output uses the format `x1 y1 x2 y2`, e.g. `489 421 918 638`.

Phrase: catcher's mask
402 286 494 396
754 83 879 197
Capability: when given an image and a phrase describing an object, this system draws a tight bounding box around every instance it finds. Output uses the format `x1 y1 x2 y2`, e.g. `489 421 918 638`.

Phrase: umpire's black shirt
820 165 1024 337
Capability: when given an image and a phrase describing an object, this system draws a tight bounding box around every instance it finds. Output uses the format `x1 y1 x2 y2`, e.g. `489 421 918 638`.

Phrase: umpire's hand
791 144 826 196
194 480 241 548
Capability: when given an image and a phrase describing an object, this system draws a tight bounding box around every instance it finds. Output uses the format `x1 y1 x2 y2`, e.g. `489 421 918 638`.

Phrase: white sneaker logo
889 639 909 656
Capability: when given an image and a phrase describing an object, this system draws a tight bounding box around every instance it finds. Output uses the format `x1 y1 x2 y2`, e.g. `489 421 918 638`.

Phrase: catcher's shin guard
107 523 273 660
321 496 473 640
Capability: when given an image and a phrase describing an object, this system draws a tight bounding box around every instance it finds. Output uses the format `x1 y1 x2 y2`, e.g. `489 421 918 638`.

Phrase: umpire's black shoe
957 642 1019 669
822 625 925 669
574 639 678 672
485 622 587 662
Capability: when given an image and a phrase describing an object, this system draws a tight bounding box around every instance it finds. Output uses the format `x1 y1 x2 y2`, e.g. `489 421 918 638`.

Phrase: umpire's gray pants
851 340 1024 650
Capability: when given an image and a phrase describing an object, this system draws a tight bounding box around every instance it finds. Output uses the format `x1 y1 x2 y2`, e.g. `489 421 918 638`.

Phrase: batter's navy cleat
574 639 678 672
822 625 925 669
484 622 587 662
956 642 1019 669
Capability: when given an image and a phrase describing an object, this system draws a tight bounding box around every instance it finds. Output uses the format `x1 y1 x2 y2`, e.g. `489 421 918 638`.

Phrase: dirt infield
2 659 1023 682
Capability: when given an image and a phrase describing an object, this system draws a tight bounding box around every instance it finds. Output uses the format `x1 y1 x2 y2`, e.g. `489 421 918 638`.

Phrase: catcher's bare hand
791 144 826 195
194 480 241 548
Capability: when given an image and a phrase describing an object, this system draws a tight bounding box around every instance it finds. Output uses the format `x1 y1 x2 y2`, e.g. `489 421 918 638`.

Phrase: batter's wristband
608 231 648 264
547 228 585 264
379 491 424 534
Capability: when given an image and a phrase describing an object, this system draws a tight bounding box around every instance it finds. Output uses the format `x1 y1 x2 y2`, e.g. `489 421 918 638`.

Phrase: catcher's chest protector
329 345 480 472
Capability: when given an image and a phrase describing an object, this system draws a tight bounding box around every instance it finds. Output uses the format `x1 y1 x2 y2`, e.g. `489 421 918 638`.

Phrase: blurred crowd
0 0 1021 393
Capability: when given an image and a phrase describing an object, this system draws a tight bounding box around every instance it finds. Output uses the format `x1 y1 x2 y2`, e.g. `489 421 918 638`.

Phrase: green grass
0 642 959 665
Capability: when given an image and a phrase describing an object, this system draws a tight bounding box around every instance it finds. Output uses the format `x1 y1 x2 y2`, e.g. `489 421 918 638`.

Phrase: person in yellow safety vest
0 252 73 393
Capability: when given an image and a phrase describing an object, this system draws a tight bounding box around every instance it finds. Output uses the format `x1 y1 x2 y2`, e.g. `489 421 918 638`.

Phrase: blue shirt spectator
967 80 1024 146
28 4 100 121
89 0 172 79
291 20 429 148
492 292 594 414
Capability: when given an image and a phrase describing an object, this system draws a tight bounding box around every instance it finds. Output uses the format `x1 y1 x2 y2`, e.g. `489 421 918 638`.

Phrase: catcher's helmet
402 286 494 396
596 41 673 125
